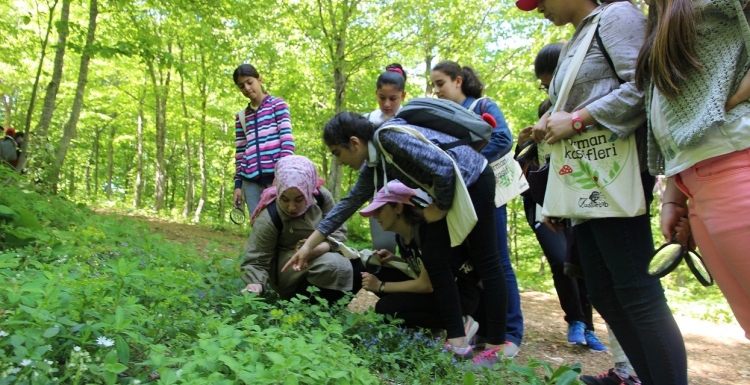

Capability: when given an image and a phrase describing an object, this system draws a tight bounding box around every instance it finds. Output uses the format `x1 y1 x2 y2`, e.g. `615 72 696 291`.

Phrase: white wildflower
96 336 115 347
73 346 81 352
0 330 9 337
45 360 53 365
10 367 21 374
176 369 183 378
133 380 141 385
20 359 32 367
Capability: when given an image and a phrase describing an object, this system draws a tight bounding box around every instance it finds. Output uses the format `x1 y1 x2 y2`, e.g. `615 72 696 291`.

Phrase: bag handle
552 14 602 113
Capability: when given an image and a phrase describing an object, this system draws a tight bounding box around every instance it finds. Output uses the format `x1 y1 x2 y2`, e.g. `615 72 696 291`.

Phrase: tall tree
34 0 70 146
17 0 61 173
51 0 99 191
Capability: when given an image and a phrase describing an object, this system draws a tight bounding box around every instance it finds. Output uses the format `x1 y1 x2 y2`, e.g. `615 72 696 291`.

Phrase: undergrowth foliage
0 172 582 384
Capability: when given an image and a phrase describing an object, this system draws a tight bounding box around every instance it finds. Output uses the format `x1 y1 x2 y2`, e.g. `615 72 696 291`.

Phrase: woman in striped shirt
232 64 296 215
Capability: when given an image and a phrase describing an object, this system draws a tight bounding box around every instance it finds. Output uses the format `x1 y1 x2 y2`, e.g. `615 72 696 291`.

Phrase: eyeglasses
538 83 549 92
648 235 713 287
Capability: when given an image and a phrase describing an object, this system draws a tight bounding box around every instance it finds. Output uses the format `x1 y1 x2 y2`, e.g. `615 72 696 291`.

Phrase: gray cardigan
317 119 486 236
645 0 750 174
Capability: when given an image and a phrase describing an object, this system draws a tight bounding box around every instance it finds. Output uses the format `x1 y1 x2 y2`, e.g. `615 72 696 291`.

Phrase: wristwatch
571 111 585 133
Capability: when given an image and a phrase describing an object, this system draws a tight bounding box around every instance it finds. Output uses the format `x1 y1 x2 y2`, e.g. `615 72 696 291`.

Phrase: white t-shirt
365 106 402 127
651 90 750 176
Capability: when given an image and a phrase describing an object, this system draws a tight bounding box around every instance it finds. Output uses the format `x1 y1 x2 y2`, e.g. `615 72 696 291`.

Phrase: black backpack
394 98 493 151
265 192 326 234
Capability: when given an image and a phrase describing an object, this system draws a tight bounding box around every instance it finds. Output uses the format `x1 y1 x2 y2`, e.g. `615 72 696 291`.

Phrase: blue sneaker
567 321 586 345
584 330 608 352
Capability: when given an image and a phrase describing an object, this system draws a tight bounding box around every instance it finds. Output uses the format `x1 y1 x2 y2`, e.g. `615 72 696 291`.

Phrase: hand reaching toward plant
241 283 263 294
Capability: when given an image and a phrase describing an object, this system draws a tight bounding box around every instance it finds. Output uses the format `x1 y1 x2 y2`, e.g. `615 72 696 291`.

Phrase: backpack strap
595 25 625 85
467 97 488 113
266 191 328 234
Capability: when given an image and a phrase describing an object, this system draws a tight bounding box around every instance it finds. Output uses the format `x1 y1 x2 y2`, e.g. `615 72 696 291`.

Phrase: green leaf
265 351 286 366
284 375 300 385
116 335 130 365
0 205 19 221
569 171 584 177
43 327 59 338
21 15 31 25
554 370 579 385
463 370 476 385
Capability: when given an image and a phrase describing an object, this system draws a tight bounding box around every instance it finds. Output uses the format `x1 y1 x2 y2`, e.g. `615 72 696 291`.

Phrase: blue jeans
576 214 687 385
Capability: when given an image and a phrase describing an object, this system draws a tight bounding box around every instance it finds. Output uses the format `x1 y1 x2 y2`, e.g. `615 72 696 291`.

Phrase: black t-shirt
395 223 481 288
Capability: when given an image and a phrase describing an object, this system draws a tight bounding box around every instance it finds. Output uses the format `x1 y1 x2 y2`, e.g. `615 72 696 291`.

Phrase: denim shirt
461 97 514 163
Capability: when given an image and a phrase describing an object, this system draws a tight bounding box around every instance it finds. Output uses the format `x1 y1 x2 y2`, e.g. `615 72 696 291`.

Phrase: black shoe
580 369 641 385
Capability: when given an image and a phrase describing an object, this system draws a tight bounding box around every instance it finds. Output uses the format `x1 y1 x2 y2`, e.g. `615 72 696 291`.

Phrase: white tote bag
468 98 529 207
541 14 646 219
490 151 529 207
375 125 477 247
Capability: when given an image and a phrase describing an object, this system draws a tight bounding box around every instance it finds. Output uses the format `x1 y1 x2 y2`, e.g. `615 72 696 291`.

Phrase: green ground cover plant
0 176 582 384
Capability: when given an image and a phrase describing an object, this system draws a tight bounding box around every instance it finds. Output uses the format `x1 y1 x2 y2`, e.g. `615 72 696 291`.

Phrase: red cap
5 127 15 136
515 0 538 11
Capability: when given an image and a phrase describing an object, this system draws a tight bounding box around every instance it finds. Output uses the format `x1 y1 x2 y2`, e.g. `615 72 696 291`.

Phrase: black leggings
419 166 508 344
373 267 481 329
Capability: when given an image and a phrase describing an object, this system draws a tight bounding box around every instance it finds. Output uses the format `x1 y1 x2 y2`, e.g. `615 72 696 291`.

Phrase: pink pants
676 149 750 339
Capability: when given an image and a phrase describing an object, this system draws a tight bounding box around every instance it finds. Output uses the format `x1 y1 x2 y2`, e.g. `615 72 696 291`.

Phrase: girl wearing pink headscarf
240 155 356 301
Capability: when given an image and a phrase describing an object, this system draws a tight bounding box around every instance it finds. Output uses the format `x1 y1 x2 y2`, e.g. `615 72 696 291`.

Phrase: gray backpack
394 98 492 151
0 137 17 162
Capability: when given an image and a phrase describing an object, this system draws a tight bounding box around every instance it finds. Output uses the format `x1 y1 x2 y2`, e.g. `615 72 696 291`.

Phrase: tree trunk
178 47 194 218
326 36 347 201
192 53 208 223
423 44 434 96
147 47 172 211
3 95 12 128
51 0 98 192
85 150 92 195
35 0 71 144
218 165 226 221
93 129 100 196
106 123 115 199
133 79 146 208
16 0 60 175
68 166 75 197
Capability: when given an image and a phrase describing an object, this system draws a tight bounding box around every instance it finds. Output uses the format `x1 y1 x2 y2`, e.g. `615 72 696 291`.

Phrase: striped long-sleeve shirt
234 95 295 188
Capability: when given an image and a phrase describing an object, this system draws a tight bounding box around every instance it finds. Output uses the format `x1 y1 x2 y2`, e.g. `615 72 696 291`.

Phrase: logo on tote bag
578 191 609 208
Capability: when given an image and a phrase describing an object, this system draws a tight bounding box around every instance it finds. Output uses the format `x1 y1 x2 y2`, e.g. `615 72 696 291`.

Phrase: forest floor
137 215 750 385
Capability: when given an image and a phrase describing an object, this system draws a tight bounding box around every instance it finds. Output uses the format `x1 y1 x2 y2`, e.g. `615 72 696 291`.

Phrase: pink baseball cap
359 181 416 217
516 0 538 11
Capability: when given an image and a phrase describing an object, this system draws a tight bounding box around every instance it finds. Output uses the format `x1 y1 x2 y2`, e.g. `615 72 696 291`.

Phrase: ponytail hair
635 0 700 98
376 63 407 91
432 60 485 99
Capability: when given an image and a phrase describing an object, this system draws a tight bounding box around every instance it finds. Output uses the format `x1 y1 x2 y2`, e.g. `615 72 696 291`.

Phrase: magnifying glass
230 206 245 225
648 235 713 287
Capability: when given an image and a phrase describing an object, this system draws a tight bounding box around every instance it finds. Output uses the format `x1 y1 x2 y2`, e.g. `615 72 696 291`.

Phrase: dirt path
139 215 750 385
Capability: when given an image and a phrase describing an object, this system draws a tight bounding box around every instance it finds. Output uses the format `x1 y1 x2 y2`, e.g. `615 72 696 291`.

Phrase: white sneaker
504 341 520 359
463 315 479 343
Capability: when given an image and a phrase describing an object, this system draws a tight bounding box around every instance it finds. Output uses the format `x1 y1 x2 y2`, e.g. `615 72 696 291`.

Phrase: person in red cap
357 181 483 344
517 0 688 385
